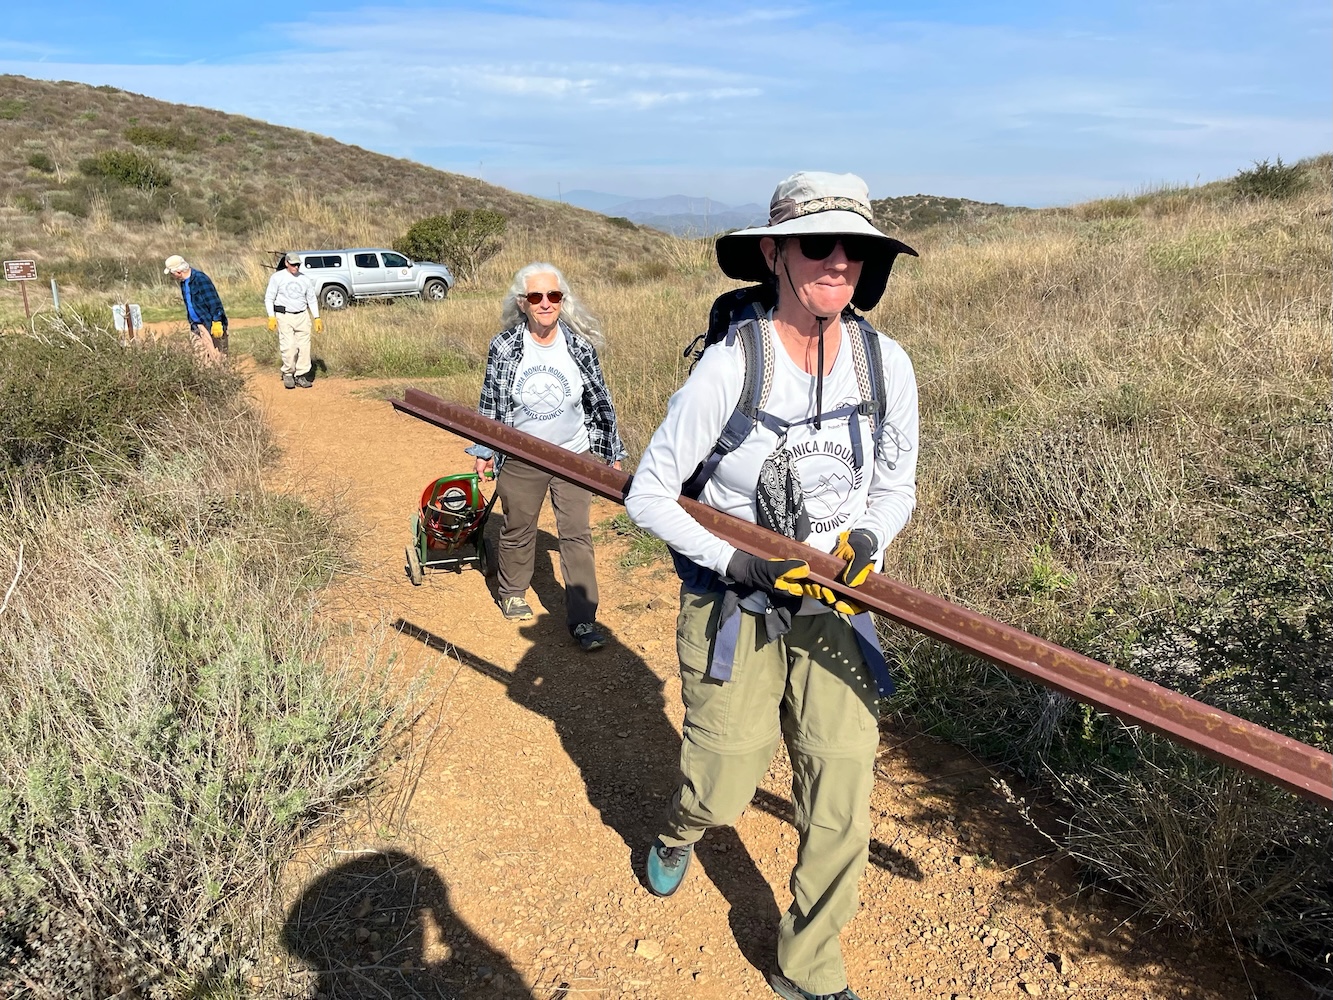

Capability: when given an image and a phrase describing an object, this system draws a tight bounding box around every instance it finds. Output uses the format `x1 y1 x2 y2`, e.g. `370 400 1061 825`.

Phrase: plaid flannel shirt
180 270 227 328
466 322 627 470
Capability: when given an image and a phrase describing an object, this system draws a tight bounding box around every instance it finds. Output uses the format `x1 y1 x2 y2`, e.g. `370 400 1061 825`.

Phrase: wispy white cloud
1 1 1328 205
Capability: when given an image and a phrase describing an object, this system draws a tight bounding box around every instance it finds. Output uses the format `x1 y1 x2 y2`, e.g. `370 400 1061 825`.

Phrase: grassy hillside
221 153 1332 976
0 74 660 321
872 192 1029 232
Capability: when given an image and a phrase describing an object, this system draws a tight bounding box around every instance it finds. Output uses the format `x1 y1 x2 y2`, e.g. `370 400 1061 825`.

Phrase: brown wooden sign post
3 259 37 319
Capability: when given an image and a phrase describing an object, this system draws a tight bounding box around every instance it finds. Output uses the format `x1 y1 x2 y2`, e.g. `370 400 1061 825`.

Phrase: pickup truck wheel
319 285 350 311
421 278 449 302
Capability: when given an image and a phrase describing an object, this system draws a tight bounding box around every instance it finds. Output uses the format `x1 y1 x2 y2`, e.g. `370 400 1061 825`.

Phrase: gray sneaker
294 375 313 388
499 596 534 621
282 373 296 389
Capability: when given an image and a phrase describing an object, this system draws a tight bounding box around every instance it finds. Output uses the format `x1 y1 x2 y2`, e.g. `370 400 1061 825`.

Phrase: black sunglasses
524 290 564 304
792 235 875 263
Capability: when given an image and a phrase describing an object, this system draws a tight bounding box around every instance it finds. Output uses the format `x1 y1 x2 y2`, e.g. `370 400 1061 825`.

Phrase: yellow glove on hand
795 580 868 616
267 316 278 332
833 528 879 587
210 321 223 338
313 317 324 334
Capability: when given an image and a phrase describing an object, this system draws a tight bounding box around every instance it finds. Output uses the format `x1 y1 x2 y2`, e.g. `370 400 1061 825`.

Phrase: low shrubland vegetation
2 67 1328 981
0 316 418 996
228 156 1331 977
0 73 661 325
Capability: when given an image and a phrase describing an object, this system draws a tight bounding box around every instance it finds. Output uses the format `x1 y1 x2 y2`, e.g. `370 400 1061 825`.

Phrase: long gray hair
500 262 604 347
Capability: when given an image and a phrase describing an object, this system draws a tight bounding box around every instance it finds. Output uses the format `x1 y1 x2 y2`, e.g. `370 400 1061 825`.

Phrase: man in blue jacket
165 254 228 363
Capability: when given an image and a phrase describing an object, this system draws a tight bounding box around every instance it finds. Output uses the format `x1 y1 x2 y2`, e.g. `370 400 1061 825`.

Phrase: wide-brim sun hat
715 171 917 311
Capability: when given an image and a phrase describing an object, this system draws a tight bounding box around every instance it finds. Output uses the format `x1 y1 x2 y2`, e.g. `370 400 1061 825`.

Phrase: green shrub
394 208 507 282
47 189 89 217
606 215 637 230
0 98 22 120
124 123 200 153
0 327 415 994
78 149 173 190
26 152 54 173
0 320 237 475
12 193 41 214
1233 157 1307 200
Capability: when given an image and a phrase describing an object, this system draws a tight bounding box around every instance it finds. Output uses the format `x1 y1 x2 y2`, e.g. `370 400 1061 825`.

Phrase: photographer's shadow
281 849 533 998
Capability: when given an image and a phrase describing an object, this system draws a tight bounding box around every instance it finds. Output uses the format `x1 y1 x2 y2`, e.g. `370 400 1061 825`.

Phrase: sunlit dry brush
0 318 426 996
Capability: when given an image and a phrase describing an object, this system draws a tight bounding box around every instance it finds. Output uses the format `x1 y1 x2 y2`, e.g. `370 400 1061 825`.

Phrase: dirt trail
250 369 1303 1000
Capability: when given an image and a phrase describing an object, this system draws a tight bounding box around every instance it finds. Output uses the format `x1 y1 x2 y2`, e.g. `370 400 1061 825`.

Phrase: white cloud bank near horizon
2 1 1328 207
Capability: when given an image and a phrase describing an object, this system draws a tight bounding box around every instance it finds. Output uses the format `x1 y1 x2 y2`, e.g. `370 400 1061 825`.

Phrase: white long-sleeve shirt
626 317 918 594
264 270 320 318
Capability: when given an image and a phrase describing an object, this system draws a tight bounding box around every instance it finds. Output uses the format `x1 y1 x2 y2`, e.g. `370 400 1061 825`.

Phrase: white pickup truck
290 248 455 311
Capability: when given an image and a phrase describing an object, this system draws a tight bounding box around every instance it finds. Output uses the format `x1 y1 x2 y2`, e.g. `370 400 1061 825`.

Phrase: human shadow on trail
281 849 534 999
395 544 783 977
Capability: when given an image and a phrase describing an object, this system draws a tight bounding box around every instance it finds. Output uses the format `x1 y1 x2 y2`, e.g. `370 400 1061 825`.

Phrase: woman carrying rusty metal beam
625 171 920 1000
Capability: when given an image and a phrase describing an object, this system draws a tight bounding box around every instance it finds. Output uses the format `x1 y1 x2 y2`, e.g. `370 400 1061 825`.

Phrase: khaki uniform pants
277 311 312 377
663 588 880 996
495 456 598 627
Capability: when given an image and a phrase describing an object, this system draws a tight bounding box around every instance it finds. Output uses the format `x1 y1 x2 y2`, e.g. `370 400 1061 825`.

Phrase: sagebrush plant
0 321 420 997
1234 157 1308 201
78 148 173 190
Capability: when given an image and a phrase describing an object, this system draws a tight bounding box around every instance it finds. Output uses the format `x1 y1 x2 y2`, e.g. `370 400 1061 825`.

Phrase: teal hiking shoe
645 840 693 897
769 972 864 1000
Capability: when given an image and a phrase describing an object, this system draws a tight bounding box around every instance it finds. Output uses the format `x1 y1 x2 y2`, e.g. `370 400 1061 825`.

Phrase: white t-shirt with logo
509 328 589 454
625 316 918 611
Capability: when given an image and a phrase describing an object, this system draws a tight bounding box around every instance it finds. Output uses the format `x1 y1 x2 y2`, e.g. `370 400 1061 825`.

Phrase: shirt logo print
516 364 572 421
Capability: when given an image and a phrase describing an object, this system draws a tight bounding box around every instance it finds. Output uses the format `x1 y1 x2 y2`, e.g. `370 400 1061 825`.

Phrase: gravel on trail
250 368 1307 1000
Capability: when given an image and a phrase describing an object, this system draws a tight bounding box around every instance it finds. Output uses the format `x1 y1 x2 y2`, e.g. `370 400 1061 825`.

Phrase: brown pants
495 456 598 627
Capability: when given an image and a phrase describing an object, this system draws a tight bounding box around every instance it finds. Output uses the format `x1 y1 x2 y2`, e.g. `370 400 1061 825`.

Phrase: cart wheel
476 537 492 577
406 545 423 586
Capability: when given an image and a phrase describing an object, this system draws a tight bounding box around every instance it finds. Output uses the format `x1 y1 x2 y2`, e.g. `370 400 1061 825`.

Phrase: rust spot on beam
390 390 1333 806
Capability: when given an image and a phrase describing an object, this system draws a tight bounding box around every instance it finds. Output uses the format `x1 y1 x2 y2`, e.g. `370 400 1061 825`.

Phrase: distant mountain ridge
561 190 766 236
563 187 1027 237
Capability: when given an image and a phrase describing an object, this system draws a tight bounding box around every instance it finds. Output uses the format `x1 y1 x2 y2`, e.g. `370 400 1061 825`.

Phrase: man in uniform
264 252 323 388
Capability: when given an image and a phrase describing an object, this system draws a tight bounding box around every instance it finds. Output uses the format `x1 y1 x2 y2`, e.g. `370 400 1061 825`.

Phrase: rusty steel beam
391 389 1333 805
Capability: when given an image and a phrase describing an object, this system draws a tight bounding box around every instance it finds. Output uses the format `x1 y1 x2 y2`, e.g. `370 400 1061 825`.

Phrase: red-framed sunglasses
523 290 564 304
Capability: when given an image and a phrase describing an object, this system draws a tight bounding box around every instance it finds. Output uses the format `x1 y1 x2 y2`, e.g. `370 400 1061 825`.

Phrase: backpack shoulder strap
681 310 772 499
848 314 887 430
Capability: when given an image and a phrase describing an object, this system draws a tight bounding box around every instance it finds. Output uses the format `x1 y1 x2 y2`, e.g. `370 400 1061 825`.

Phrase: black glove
833 528 879 587
726 551 809 598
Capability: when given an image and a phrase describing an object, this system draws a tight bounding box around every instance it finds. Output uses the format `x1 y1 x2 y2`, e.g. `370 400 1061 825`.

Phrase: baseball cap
163 254 189 274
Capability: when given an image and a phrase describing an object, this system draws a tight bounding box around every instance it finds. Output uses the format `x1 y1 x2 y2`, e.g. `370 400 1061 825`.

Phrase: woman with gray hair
466 262 626 651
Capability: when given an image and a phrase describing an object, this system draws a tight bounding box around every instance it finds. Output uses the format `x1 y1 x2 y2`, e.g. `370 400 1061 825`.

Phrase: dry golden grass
0 74 662 325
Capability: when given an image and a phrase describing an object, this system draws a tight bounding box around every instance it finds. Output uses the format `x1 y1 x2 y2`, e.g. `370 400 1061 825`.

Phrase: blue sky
2 1 1328 206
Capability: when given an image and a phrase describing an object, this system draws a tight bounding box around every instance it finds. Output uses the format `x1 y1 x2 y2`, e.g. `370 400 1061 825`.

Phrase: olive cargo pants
660 588 880 996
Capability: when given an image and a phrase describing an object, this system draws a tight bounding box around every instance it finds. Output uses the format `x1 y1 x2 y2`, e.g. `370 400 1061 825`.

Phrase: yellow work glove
313 317 324 334
267 316 278 332
794 579 868 616
726 552 809 598
833 528 879 587
209 321 223 338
